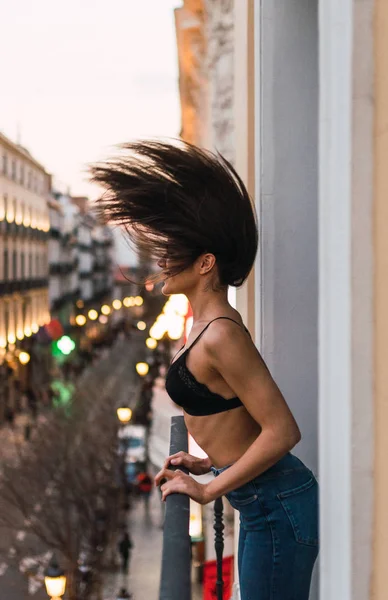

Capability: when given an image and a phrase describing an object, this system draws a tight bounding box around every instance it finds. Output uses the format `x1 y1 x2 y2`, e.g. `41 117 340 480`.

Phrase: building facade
48 190 80 327
175 1 388 599
0 133 50 421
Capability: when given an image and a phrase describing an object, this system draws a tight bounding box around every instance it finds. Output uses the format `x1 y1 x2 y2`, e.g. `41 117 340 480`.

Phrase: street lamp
44 555 66 599
18 351 31 365
117 406 133 424
136 362 149 377
146 337 157 350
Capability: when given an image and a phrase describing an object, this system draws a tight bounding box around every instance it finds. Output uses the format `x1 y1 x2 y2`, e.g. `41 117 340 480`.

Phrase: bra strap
186 316 248 354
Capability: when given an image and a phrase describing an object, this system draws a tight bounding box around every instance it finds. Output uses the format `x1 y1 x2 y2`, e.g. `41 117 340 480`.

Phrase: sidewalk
102 487 164 600
102 488 203 600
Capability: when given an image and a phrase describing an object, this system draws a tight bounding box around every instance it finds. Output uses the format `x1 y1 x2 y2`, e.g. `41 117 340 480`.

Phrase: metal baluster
214 496 224 600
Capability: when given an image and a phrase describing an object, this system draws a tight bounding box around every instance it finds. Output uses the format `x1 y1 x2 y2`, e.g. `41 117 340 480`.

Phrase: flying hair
89 139 258 287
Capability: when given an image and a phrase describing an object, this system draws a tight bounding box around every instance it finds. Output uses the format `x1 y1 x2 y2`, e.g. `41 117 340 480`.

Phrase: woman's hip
223 454 319 544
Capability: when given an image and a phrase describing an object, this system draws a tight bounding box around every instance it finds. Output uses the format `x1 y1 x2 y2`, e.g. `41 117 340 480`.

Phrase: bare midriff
184 407 262 469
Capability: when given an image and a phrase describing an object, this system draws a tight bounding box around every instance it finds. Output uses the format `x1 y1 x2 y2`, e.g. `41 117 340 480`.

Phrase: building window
20 164 24 186
3 248 8 282
2 154 7 176
35 253 39 278
27 170 31 189
11 160 16 181
29 252 32 278
21 252 25 280
13 249 17 280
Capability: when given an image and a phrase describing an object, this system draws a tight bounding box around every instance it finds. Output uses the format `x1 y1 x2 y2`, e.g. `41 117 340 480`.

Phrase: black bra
165 317 249 416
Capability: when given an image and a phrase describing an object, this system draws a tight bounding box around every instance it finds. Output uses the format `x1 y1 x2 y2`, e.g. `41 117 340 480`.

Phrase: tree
0 392 123 600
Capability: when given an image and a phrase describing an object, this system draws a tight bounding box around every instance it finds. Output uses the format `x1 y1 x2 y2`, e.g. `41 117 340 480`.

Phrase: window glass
12 249 17 280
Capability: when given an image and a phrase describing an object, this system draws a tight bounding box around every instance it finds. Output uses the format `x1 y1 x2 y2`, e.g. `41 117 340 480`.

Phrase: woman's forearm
203 428 300 503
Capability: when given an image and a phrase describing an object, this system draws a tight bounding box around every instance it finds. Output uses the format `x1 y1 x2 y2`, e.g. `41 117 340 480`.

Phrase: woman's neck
186 286 231 322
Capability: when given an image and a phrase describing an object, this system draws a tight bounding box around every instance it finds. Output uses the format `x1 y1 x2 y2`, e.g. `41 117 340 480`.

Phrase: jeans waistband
211 452 310 481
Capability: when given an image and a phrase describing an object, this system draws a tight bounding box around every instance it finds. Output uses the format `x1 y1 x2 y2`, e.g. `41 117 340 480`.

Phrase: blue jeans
211 453 319 600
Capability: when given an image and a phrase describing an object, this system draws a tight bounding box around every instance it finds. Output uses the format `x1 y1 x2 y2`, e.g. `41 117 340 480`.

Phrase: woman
91 140 319 600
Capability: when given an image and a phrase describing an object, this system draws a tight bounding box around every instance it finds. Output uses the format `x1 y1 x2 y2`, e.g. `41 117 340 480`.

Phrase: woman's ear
199 253 216 275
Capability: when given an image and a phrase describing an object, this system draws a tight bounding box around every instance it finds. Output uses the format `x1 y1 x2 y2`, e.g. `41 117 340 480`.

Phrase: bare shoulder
202 317 270 374
203 318 255 356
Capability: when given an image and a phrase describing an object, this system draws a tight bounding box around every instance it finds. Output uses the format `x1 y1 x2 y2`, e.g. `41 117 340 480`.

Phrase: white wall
258 0 318 470
256 2 319 594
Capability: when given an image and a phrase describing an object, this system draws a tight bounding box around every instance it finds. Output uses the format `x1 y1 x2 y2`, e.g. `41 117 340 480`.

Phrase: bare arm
202 321 300 502
157 321 301 504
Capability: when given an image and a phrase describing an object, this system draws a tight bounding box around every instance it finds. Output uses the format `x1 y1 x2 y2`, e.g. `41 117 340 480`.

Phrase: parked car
123 424 147 463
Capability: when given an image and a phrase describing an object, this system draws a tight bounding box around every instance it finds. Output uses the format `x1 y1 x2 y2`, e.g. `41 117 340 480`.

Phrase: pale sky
0 0 182 200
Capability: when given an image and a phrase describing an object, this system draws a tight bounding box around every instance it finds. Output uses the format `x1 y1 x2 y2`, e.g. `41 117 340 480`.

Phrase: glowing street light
146 337 158 350
101 304 111 315
44 555 66 599
18 351 31 365
137 321 146 331
134 296 144 306
7 332 16 344
112 299 122 310
136 362 149 377
116 406 133 424
75 315 87 326
88 309 98 321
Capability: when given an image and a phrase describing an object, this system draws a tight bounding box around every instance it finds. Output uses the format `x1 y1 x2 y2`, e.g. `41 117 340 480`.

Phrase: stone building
48 189 80 326
175 0 235 162
0 132 50 420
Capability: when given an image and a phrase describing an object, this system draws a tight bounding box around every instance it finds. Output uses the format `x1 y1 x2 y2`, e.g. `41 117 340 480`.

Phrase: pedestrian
26 387 38 420
137 471 153 512
92 140 319 600
4 406 15 429
117 587 132 600
117 531 133 573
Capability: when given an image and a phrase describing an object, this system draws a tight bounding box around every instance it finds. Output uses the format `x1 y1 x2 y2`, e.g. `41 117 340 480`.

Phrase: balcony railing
159 416 225 600
49 261 77 276
0 278 49 296
0 221 50 240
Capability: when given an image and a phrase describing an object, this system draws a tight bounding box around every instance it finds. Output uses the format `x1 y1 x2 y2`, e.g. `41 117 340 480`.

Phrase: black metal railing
159 416 225 600
159 416 191 600
214 497 225 600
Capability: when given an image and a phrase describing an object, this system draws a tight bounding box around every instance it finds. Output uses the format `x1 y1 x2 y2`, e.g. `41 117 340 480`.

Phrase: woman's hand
158 451 212 477
156 468 211 504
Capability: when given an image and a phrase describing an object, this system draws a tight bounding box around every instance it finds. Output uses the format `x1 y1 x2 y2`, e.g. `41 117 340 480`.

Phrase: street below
0 332 143 600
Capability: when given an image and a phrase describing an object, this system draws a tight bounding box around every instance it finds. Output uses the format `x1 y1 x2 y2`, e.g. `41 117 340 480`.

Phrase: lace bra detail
177 363 228 399
165 316 247 417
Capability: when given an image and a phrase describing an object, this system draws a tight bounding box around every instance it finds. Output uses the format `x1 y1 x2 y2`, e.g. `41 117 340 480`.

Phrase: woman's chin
162 280 172 296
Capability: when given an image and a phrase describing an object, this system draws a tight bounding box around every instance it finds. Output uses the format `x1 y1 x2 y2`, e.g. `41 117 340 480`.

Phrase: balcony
0 278 49 296
0 221 50 240
79 270 92 279
160 416 225 600
50 290 80 311
49 261 78 276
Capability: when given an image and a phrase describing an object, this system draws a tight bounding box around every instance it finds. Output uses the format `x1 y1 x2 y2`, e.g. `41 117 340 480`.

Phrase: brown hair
90 140 258 287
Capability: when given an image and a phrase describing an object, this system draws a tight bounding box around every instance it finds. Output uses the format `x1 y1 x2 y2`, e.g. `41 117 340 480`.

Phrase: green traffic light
56 335 76 355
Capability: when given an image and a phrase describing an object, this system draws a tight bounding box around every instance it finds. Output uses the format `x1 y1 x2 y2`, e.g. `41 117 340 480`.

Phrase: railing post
159 416 191 600
214 496 224 600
